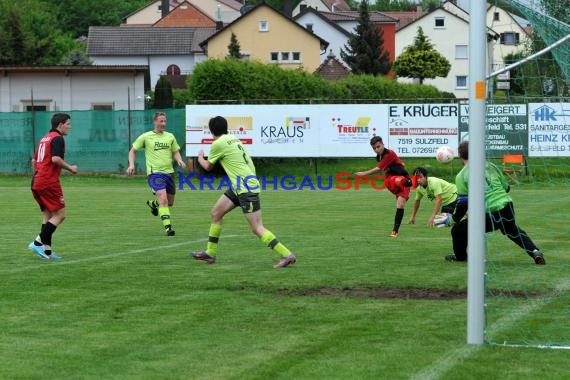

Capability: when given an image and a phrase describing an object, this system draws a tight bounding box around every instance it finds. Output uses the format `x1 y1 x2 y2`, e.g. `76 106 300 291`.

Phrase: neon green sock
158 207 171 227
261 230 291 257
206 223 222 256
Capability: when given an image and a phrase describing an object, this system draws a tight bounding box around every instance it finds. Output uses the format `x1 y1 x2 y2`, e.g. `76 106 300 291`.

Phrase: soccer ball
436 146 454 164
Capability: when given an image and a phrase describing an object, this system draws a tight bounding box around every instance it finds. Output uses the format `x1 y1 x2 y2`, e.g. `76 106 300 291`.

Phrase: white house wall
92 55 206 88
294 13 349 64
396 9 473 98
293 0 328 16
487 5 528 71
0 72 146 112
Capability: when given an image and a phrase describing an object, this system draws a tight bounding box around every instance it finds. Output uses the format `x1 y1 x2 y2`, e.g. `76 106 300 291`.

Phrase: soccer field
1 175 569 379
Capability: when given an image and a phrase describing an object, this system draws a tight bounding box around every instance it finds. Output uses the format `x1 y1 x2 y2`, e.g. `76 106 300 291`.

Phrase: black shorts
224 189 261 214
441 199 457 214
149 172 177 195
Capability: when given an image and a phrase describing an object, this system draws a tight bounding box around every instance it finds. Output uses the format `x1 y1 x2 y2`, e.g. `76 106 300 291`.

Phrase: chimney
216 4 223 31
160 0 169 18
300 4 307 12
306 23 313 32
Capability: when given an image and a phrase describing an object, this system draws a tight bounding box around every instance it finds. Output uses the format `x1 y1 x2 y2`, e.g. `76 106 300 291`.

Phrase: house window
455 45 468 59
92 103 114 110
493 12 500 21
25 105 47 111
270 52 279 62
434 17 445 28
22 100 51 111
500 32 520 45
456 76 468 89
259 20 268 32
281 52 290 62
292 52 301 62
166 64 181 75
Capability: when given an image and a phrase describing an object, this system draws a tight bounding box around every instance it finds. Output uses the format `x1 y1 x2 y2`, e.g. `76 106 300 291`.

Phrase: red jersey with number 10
32 130 65 190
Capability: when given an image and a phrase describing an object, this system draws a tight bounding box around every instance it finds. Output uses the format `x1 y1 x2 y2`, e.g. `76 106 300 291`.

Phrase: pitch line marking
3 235 239 274
410 277 570 380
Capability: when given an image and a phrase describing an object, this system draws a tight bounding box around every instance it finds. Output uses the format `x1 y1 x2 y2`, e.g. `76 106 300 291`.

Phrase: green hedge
186 59 450 103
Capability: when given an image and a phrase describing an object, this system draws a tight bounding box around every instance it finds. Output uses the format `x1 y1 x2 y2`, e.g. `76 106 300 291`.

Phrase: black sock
393 208 404 232
40 222 57 247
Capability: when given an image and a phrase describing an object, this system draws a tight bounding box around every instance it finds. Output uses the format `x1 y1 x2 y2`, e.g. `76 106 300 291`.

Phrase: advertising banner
386 104 459 157
186 104 454 158
186 104 389 157
459 104 528 157
528 103 570 157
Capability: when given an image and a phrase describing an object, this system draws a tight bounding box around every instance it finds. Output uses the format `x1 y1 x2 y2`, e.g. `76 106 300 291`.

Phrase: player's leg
191 190 238 263
29 187 64 259
240 193 295 268
42 208 65 259
449 219 468 261
390 195 407 237
155 173 177 236
155 188 174 235
495 203 544 264
166 173 176 207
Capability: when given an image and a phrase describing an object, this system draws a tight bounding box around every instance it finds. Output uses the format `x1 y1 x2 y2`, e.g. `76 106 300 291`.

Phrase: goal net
482 0 570 349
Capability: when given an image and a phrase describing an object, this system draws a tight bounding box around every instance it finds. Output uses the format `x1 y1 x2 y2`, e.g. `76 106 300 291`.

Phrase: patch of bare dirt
277 288 543 300
278 287 466 300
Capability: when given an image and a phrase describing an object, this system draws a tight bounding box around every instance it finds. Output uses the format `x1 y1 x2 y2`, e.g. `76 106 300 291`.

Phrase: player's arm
31 151 37 172
127 147 137 175
354 166 382 176
197 149 214 171
173 150 186 169
428 195 443 227
51 136 77 174
52 156 78 174
408 199 421 224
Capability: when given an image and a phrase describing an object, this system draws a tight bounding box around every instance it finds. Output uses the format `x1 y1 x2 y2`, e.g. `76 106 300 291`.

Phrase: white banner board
186 104 458 158
528 103 570 157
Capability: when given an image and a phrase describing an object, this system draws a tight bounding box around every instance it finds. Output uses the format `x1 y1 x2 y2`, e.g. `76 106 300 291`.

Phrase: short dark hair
208 116 228 136
413 167 428 177
458 141 469 160
370 136 383 146
51 113 70 130
153 111 166 120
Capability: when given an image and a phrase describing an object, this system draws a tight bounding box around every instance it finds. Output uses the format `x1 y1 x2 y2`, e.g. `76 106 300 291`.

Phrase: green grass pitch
1 174 569 379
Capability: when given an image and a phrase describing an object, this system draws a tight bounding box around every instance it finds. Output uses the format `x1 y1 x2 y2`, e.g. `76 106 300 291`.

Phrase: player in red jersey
355 136 412 237
29 113 78 260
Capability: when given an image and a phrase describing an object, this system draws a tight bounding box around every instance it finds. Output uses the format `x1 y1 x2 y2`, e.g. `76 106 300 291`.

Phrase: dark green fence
0 110 186 174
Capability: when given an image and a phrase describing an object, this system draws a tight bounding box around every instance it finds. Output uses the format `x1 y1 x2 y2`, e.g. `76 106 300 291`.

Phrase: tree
153 77 173 108
392 26 450 84
227 32 242 59
340 0 391 76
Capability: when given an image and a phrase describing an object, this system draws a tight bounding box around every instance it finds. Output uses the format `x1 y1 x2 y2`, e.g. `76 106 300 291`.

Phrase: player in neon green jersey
127 112 186 236
190 116 296 269
446 141 544 264
408 167 457 227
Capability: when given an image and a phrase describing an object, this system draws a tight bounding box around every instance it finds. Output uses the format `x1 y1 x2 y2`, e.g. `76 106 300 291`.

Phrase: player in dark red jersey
355 136 412 237
29 113 77 260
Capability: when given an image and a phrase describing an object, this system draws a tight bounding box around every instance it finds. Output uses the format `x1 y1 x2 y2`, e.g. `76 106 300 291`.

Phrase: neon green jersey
208 134 259 194
455 162 511 212
132 131 180 175
415 177 457 206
